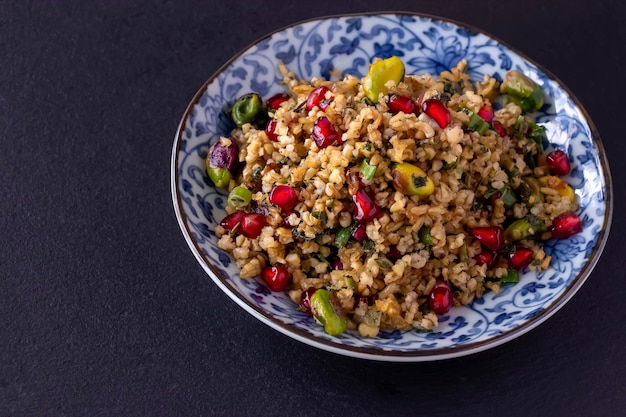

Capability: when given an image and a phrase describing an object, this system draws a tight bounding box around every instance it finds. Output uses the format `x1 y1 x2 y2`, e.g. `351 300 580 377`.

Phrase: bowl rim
170 11 614 361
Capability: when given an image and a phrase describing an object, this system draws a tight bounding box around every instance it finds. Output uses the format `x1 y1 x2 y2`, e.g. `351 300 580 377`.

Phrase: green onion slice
360 159 377 181
227 186 252 209
501 269 520 284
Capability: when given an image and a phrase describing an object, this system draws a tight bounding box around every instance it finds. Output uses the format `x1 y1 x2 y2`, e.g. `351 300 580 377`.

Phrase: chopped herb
374 257 393 269
527 122 545 149
484 186 499 199
524 151 537 170
251 166 262 181
293 100 307 113
459 242 469 264
311 253 328 263
412 322 434 333
335 224 355 248
514 115 528 138
292 228 316 241
500 184 518 208
312 211 327 221
435 91 452 103
443 159 458 170
442 80 463 95
507 169 519 179
364 142 372 151
362 239 376 252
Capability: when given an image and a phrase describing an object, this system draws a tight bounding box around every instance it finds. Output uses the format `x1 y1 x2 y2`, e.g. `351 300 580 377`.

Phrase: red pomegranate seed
509 246 534 271
265 119 279 142
488 190 502 207
551 212 582 239
311 116 339 149
429 280 453 315
306 86 332 111
266 93 290 110
331 258 344 270
470 226 504 252
299 287 318 315
477 105 494 123
351 223 367 240
269 185 298 213
239 213 267 239
475 250 497 268
352 189 379 224
387 94 416 114
261 265 291 292
387 245 402 260
220 210 246 231
492 120 507 136
422 98 450 128
546 149 571 176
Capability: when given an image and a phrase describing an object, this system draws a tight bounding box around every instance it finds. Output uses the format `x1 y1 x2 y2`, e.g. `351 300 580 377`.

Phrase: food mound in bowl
207 56 581 338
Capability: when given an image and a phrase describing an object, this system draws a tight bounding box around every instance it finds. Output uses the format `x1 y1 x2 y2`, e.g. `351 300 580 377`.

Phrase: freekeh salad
206 56 581 337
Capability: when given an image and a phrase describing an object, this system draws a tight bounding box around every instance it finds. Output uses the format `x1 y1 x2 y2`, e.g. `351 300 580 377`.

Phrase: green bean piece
310 289 347 336
363 56 405 103
227 186 252 209
207 167 231 188
501 70 544 113
231 93 265 127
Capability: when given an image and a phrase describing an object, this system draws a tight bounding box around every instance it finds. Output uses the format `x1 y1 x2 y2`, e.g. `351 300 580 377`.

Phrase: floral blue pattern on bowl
171 13 612 361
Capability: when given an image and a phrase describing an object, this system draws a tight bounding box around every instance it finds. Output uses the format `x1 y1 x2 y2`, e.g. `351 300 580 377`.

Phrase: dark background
2 1 625 416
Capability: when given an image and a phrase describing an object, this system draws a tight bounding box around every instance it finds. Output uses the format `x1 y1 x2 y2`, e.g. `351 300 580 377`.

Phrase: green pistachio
363 56 405 103
501 70 544 113
310 289 347 336
207 167 231 188
504 215 547 241
392 163 434 197
231 93 267 127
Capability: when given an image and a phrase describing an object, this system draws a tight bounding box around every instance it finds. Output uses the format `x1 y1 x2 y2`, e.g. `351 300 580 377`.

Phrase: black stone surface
2 1 625 416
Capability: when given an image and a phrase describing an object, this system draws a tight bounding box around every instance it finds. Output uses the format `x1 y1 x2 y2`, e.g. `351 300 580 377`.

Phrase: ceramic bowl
171 13 612 361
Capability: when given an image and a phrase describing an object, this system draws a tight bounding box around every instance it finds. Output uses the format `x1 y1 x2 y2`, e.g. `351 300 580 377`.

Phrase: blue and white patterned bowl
171 13 612 361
